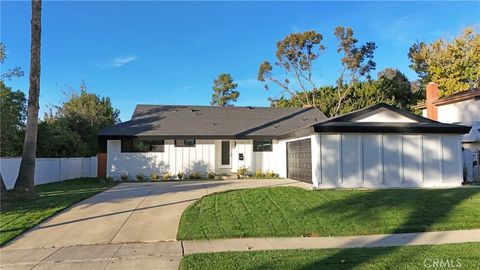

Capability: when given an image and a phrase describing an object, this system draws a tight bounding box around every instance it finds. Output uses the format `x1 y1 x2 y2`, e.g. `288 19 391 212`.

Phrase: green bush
163 172 172 181
177 172 185 180
266 170 276 178
237 167 249 179
120 172 129 181
189 172 203 179
207 171 215 180
136 172 145 181
151 173 160 181
255 169 265 178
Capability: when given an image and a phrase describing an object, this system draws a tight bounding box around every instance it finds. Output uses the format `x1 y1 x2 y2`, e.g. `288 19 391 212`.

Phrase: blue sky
1 1 479 121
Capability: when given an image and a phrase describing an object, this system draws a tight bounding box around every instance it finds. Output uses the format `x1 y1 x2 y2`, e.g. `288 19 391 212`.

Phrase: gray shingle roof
98 105 327 139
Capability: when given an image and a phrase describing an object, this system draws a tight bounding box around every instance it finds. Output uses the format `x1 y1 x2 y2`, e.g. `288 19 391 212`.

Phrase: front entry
220 140 232 169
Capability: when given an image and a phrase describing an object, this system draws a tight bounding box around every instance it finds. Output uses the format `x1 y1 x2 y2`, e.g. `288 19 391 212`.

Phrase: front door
220 140 232 169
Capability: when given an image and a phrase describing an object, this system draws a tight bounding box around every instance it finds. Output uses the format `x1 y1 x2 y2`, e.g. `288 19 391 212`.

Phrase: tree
210 73 239 106
333 26 376 116
0 43 24 80
408 27 480 96
0 81 26 157
14 0 42 199
375 68 419 110
37 120 90 158
45 81 120 156
258 31 325 107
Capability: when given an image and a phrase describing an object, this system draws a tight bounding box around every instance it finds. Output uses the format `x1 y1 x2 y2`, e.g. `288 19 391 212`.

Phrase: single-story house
98 103 470 188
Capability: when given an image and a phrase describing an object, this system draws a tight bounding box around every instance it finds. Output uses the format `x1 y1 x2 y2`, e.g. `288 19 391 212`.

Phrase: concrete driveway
1 179 308 269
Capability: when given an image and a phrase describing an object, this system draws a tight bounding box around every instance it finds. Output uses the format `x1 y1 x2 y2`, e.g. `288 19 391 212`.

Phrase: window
121 138 164 152
253 139 272 152
175 139 196 147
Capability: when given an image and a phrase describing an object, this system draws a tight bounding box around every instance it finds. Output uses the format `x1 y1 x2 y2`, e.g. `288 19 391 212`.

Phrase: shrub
255 169 265 178
189 171 202 179
207 171 215 180
177 171 185 180
100 176 113 183
136 172 145 181
266 170 276 178
236 167 249 179
151 173 160 181
120 172 129 181
163 172 172 181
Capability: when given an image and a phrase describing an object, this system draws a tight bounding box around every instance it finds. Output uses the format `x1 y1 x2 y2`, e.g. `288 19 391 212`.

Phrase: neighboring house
98 103 470 188
413 83 480 181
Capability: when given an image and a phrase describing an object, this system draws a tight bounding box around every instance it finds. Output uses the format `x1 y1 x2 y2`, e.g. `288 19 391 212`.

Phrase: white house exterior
413 83 480 181
99 103 469 188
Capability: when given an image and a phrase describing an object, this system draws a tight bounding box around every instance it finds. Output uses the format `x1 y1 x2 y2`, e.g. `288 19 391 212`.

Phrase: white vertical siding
320 134 341 186
342 134 362 186
362 135 382 185
402 135 423 186
315 133 463 188
107 140 216 178
382 135 403 186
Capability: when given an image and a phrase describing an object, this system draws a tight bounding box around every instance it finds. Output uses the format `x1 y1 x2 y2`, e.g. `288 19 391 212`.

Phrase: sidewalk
2 230 479 269
182 229 480 254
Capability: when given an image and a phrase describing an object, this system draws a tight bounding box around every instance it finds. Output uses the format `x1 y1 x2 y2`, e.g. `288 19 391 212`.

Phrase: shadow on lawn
295 188 480 269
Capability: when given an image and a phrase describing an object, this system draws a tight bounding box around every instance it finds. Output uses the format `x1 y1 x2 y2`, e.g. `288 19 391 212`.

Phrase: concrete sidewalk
182 229 480 254
2 230 478 269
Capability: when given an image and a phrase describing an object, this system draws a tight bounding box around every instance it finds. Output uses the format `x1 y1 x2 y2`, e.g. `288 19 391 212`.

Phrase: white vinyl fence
0 157 97 190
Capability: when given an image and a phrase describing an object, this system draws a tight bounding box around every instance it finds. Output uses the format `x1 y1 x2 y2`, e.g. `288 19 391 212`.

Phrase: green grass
180 243 480 270
178 187 480 240
0 178 117 246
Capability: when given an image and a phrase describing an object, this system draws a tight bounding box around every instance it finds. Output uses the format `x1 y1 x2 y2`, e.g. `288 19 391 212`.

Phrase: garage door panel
287 139 312 183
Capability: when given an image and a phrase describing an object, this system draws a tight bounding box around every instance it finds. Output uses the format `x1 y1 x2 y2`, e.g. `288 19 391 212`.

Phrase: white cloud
111 55 138 68
182 85 199 90
93 55 138 69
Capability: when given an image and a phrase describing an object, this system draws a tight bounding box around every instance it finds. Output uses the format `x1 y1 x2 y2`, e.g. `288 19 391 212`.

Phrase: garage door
287 139 312 183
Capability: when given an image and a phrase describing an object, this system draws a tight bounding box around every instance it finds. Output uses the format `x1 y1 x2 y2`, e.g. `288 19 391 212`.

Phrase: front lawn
0 178 117 246
180 243 480 270
177 187 480 240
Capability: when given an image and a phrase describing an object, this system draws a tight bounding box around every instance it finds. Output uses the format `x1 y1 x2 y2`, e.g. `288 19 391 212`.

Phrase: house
98 103 470 188
413 82 480 181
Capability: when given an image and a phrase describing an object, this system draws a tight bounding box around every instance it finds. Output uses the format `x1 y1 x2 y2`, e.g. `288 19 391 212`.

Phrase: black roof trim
313 122 471 134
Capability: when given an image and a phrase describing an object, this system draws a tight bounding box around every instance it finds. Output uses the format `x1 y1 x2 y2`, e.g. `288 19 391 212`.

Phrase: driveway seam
31 246 63 269
103 243 124 270
108 185 156 244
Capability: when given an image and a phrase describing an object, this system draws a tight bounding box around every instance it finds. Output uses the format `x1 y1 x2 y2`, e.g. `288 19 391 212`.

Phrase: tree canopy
38 81 120 157
408 27 480 96
0 43 24 80
211 73 239 106
0 81 26 156
258 31 325 107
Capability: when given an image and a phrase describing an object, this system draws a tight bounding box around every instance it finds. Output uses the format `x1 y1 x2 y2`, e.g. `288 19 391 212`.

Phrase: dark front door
287 139 312 183
221 141 231 166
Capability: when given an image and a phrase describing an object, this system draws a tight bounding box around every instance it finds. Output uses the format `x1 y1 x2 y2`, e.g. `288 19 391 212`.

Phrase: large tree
210 73 239 106
258 31 325 107
408 27 480 96
45 81 120 156
0 82 26 157
375 68 420 110
14 0 42 199
332 26 376 116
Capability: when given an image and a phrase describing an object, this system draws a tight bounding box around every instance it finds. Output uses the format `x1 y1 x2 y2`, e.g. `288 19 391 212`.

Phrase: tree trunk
14 0 42 199
0 173 7 195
